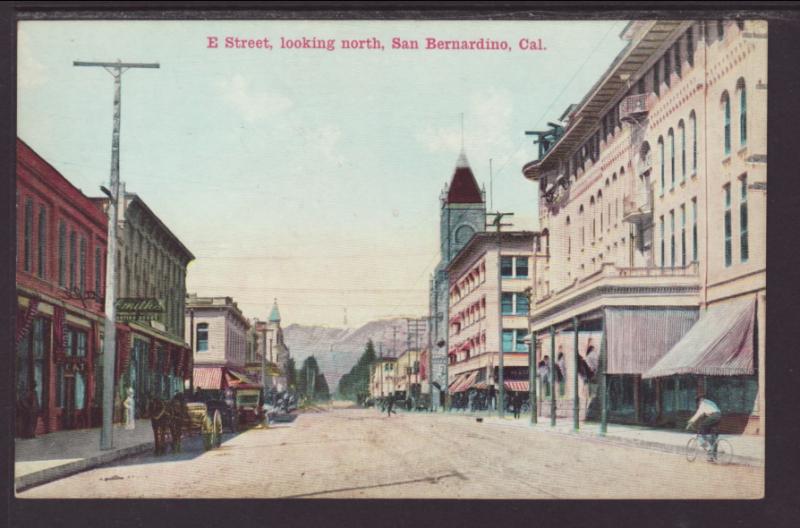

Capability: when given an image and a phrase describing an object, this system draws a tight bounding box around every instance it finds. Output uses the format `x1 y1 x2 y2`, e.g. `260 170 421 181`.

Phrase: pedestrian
512 392 522 419
386 395 396 417
23 384 39 438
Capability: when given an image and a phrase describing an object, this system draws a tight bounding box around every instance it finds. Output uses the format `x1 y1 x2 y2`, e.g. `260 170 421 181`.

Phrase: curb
434 411 765 468
15 441 154 493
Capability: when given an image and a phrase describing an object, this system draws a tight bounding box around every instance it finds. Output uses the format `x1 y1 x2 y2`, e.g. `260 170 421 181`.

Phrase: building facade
369 357 397 399
247 318 282 390
445 232 539 410
393 349 428 402
15 139 108 435
522 20 766 434
429 150 486 408
186 294 255 393
266 299 291 392
97 187 195 419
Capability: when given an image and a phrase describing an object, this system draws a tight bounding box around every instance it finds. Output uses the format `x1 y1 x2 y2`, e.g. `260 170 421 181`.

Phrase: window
660 216 665 269
740 177 749 262
687 26 695 67
598 191 604 232
515 330 528 353
502 330 514 353
722 92 731 156
516 294 529 316
724 184 732 267
692 198 698 263
501 256 513 278
16 317 49 409
653 63 660 96
717 20 724 41
670 210 675 268
674 41 681 77
69 231 76 289
95 247 102 295
37 206 46 278
58 221 66 287
566 216 571 257
501 293 514 315
679 120 686 181
79 237 87 294
680 205 687 267
515 256 529 277
664 52 671 87
739 80 747 147
658 137 665 195
197 323 209 352
24 198 33 272
669 128 675 189
690 111 697 173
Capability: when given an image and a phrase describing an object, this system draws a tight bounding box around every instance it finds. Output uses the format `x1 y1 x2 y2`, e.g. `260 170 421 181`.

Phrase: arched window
598 191 604 233
737 78 747 147
668 128 675 189
590 197 596 242
579 205 585 248
678 120 686 181
197 323 209 352
618 168 625 220
722 91 731 155
689 111 697 173
658 136 665 194
566 216 571 257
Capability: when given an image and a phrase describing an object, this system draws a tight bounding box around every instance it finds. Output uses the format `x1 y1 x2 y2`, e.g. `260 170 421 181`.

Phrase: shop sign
116 298 165 322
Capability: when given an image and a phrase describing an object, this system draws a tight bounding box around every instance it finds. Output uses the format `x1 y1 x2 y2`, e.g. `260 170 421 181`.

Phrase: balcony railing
619 93 651 122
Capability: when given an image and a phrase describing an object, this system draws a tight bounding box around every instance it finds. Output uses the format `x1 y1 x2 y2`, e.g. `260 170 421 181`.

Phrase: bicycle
685 427 733 465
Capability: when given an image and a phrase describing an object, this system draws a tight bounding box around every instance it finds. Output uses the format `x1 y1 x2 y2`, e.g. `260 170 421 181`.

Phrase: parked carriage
183 401 224 450
149 397 224 454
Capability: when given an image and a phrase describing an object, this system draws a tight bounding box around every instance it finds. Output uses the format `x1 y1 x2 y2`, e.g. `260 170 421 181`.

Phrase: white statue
123 387 135 430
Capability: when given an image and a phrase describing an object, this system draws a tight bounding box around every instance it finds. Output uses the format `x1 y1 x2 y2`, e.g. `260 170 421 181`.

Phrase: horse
148 395 188 455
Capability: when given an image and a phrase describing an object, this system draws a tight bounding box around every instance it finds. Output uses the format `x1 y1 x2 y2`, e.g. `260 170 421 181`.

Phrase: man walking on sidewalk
386 395 396 417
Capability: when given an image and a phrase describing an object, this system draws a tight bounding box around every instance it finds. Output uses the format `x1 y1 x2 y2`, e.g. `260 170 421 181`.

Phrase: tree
285 357 297 390
337 339 378 401
315 373 330 401
298 356 322 400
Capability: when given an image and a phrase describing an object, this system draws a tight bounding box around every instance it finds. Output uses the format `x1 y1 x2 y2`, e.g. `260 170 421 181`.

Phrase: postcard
14 15 765 500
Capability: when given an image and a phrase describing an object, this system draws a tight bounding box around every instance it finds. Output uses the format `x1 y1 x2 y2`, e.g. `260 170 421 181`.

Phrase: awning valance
643 298 756 379
226 369 262 389
505 380 529 392
193 367 225 390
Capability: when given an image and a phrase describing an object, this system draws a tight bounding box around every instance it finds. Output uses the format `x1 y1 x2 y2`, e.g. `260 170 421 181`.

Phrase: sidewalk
15 420 154 492
433 410 765 467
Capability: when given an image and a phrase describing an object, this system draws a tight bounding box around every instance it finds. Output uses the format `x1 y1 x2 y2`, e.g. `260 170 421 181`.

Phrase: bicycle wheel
714 439 734 465
686 436 700 462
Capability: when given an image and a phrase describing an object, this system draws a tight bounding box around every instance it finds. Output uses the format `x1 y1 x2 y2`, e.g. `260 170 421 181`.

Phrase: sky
18 19 629 328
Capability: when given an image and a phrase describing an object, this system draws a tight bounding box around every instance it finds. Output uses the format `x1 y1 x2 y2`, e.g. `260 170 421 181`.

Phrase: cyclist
686 395 722 461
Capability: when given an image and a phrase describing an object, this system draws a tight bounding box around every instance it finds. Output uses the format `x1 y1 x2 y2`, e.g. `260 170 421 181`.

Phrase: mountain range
283 318 429 392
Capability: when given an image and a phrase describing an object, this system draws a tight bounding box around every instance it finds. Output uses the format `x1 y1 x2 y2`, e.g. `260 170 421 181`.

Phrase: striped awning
504 380 530 392
193 367 224 390
225 369 262 389
451 371 479 393
473 381 488 390
448 373 465 391
643 298 756 379
606 307 699 374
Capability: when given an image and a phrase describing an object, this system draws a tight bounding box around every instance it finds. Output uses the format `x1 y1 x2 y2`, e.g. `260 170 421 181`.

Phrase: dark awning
606 307 699 374
643 298 756 379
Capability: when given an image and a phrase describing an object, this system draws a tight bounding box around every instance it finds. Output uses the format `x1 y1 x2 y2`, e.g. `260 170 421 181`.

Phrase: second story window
58 221 66 287
38 205 46 278
679 120 686 181
738 79 747 147
724 184 732 267
660 215 665 269
24 198 33 272
95 247 102 296
515 256 529 277
501 292 530 316
722 91 731 156
658 136 665 195
740 176 749 263
690 111 698 174
501 256 529 279
197 323 209 352
687 26 695 67
669 128 675 189
79 237 87 294
69 230 76 290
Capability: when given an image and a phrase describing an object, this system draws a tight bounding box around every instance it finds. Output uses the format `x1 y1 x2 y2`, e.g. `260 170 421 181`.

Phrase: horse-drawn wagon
149 397 224 454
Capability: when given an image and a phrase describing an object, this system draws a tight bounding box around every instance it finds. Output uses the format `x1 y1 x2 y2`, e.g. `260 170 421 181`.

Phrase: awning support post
573 316 580 431
529 330 537 425
550 326 556 427
599 313 608 436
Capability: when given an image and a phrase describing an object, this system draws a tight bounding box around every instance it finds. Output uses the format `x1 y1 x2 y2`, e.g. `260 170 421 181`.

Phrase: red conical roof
446 151 483 204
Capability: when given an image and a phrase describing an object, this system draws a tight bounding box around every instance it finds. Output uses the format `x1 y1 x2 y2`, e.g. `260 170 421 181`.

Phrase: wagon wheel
202 414 215 451
213 410 223 448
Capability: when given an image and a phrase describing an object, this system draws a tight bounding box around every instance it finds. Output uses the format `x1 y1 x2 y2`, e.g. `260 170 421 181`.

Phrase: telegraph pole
489 211 514 419
74 59 159 450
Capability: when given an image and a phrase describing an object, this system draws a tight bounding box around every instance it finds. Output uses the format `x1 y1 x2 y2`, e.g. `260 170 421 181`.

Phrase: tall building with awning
521 20 766 435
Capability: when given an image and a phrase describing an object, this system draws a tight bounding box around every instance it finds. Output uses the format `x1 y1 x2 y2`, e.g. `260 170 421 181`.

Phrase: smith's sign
116 298 165 322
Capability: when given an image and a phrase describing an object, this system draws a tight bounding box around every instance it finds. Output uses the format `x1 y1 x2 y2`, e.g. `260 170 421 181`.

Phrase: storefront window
705 376 758 414
75 371 85 410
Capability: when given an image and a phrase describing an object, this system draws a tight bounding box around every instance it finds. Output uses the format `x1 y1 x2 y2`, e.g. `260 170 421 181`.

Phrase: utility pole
489 211 514 419
75 59 159 450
